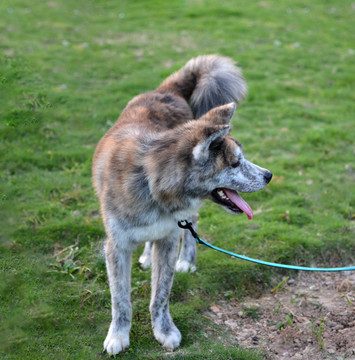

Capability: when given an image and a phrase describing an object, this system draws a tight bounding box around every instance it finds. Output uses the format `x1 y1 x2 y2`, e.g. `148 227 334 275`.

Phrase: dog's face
186 103 272 219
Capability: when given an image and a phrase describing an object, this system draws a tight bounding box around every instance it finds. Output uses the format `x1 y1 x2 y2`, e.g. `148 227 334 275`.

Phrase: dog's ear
200 102 236 125
193 124 230 162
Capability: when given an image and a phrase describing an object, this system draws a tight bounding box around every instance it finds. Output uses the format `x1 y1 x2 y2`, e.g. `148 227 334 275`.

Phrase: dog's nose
264 171 273 184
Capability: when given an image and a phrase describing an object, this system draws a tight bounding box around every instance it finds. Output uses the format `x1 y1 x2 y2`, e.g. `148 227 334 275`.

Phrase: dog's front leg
150 232 182 351
103 238 132 355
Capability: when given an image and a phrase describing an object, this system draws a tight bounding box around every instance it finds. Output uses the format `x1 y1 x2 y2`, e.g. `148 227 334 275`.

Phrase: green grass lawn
1 0 354 358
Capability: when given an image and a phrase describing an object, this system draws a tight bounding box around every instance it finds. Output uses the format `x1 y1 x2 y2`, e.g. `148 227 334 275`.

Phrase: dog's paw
103 330 130 355
175 259 196 273
138 254 152 269
153 324 182 351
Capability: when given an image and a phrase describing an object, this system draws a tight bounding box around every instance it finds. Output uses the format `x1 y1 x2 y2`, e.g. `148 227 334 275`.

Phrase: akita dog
92 55 272 354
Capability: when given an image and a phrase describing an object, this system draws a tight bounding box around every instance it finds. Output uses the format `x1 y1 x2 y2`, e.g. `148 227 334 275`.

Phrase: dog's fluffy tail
157 55 247 118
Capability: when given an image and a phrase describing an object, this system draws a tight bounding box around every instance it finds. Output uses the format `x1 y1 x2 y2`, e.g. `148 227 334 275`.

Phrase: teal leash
177 220 355 272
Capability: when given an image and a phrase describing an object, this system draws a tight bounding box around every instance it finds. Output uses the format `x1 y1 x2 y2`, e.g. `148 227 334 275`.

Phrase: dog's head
146 103 272 218
185 103 272 219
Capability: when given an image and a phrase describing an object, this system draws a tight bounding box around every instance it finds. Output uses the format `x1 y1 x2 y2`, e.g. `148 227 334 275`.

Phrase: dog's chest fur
106 197 202 246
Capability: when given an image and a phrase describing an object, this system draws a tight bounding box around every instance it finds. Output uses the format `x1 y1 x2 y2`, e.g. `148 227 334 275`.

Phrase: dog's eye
231 161 240 168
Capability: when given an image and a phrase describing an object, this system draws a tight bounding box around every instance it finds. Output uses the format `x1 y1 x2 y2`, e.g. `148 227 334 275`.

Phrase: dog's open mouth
211 188 253 219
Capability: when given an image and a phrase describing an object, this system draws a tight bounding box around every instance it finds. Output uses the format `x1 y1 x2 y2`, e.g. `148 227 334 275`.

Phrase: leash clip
178 220 200 242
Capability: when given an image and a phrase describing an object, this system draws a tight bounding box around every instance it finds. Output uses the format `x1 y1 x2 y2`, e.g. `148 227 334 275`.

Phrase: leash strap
177 220 355 272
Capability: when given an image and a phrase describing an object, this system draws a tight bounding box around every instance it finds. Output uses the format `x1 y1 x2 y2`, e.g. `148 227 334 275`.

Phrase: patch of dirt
208 272 355 359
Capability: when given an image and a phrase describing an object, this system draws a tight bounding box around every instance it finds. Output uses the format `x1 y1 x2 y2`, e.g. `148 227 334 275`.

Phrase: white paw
103 329 130 355
138 254 151 269
153 325 182 351
175 259 196 273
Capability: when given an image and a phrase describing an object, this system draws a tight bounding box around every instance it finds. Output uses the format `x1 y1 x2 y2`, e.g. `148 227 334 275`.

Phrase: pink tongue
223 189 253 220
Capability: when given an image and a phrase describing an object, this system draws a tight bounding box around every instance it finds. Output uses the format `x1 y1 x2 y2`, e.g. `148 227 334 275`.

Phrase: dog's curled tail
157 55 247 118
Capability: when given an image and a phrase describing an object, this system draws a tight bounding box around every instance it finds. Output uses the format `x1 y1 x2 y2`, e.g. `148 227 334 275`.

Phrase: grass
311 317 325 350
1 0 354 358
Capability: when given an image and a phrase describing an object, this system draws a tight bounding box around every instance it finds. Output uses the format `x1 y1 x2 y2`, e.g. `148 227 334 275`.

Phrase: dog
92 55 272 354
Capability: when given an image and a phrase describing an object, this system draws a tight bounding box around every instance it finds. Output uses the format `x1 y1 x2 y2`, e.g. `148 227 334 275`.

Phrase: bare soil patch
208 272 355 359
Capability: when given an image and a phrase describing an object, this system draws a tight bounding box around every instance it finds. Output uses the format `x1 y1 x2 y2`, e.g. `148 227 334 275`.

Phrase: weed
243 305 262 320
272 300 282 314
345 295 352 309
285 313 294 326
49 241 83 279
275 321 285 330
311 317 325 349
271 277 289 294
223 290 234 299
274 313 294 331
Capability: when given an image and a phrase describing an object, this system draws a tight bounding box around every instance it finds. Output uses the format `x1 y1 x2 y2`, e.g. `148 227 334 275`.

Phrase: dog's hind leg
103 236 132 355
176 214 198 273
138 241 152 269
150 231 182 351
